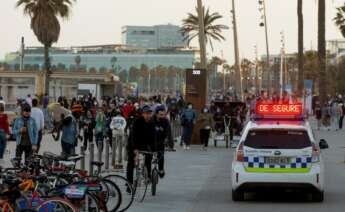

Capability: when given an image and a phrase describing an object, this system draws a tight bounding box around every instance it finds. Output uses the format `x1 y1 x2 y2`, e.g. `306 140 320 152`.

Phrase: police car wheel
311 191 324 202
232 190 244 201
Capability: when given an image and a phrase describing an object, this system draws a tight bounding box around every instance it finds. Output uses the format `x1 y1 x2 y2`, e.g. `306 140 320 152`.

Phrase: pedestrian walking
12 103 38 165
197 106 215 151
315 103 322 131
26 94 32 107
110 109 127 169
49 100 70 141
61 114 77 158
180 103 196 150
322 103 331 131
0 103 10 159
95 106 106 152
42 93 52 130
81 109 94 151
0 96 6 110
331 102 342 131
338 103 344 130
31 99 44 153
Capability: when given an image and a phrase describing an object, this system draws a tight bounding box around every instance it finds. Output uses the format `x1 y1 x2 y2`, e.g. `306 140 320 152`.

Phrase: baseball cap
142 105 153 113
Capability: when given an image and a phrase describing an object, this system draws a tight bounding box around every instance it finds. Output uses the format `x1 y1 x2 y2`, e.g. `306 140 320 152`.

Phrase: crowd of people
1 90 344 184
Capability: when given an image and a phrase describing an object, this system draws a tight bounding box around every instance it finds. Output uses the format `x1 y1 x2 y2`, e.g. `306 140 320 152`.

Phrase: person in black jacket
126 105 155 185
152 105 174 178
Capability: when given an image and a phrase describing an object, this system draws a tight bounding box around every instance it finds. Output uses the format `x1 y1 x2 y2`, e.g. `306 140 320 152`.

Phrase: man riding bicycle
151 105 174 178
126 105 156 185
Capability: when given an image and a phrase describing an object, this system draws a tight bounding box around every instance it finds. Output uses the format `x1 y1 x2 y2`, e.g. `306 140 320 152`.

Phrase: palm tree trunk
318 0 327 104
231 0 242 99
197 0 208 105
44 44 50 96
297 0 304 96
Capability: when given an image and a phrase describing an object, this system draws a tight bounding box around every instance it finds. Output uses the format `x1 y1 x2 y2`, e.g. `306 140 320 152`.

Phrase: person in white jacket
110 110 127 169
31 99 44 152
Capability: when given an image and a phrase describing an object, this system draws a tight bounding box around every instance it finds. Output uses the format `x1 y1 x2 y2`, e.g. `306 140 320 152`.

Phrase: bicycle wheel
100 179 122 212
77 192 101 212
103 174 134 212
35 197 77 212
133 166 148 202
151 169 159 196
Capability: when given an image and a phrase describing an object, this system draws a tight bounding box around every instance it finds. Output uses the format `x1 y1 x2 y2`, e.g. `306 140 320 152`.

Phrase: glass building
122 24 187 49
4 45 196 71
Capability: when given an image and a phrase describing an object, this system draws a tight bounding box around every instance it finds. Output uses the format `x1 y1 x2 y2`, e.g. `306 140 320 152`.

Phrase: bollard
89 142 94 176
80 146 85 170
105 139 110 170
118 135 123 165
111 136 116 168
98 143 103 163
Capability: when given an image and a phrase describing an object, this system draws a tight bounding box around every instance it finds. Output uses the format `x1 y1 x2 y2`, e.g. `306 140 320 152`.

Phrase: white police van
231 103 328 202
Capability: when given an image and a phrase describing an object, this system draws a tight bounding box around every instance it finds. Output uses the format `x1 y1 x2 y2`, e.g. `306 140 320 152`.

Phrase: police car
231 102 328 202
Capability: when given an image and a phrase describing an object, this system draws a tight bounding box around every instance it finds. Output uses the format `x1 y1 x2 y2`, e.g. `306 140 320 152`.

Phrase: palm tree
16 0 75 95
74 55 81 70
318 0 327 104
297 0 304 95
334 4 345 38
140 64 149 92
129 66 139 83
110 56 117 74
181 7 228 51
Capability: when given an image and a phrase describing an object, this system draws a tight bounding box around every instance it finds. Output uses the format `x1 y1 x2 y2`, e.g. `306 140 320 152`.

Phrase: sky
0 0 344 64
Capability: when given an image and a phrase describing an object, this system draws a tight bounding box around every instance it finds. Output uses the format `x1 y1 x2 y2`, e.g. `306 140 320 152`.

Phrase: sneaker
159 170 165 178
183 144 187 150
126 184 132 194
186 146 190 150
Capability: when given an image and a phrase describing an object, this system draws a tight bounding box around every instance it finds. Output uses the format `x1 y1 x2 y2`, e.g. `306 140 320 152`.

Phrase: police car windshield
244 129 311 149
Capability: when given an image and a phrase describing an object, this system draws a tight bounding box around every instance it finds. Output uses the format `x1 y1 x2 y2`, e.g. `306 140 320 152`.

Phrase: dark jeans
61 141 75 158
0 130 6 159
95 132 104 152
37 130 43 153
339 116 344 129
182 124 193 146
126 148 153 185
15 145 32 165
156 143 165 171
83 130 93 150
200 129 211 147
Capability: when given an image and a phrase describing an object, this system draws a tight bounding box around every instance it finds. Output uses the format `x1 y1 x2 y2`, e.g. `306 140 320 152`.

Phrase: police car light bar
255 103 304 120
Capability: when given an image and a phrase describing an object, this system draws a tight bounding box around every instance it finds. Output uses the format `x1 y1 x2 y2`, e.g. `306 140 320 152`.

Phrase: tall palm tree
140 64 149 92
181 7 228 51
318 0 327 104
334 4 345 38
16 0 75 95
74 55 81 70
297 0 304 96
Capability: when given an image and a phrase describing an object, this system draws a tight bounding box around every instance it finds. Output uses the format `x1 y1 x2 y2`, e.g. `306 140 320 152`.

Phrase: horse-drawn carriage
211 101 247 148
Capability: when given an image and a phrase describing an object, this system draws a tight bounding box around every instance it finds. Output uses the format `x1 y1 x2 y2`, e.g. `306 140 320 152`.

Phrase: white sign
192 70 201 75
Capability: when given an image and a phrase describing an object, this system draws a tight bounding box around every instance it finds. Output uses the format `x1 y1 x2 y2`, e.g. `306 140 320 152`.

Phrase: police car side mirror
319 139 329 149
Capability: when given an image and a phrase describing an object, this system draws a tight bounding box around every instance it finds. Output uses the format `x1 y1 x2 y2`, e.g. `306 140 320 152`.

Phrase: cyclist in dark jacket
151 105 174 178
126 105 155 185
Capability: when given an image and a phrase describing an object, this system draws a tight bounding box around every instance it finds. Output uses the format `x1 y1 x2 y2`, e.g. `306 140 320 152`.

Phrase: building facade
4 45 195 71
122 24 187 49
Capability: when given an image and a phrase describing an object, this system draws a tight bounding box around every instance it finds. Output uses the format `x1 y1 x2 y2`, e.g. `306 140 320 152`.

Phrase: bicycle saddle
91 161 104 167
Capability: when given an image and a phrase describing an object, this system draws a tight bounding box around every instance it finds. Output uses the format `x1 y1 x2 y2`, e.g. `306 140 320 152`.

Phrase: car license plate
264 157 290 164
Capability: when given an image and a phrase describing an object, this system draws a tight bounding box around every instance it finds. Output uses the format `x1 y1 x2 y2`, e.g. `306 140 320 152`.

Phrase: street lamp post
231 0 242 99
258 0 270 92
